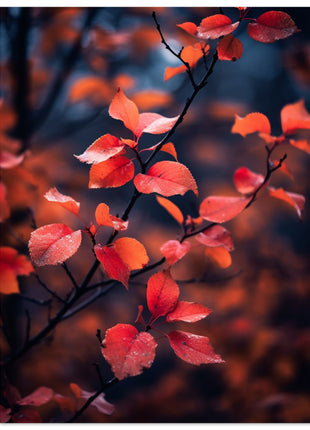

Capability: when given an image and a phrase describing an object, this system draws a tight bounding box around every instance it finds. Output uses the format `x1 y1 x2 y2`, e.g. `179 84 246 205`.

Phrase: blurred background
0 6 310 423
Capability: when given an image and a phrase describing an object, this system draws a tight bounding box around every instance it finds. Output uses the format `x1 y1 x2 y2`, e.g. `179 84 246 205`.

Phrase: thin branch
62 263 78 290
33 273 66 303
24 310 31 347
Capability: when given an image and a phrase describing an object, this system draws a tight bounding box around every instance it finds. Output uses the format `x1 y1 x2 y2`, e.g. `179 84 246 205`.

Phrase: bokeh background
1 6 310 423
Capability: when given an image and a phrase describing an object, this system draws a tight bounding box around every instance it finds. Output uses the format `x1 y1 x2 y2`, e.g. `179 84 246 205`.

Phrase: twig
24 310 31 347
33 273 66 303
62 263 78 290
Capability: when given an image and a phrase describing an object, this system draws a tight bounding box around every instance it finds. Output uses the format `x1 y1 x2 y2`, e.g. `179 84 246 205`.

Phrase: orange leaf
134 161 198 197
289 139 310 155
108 88 139 133
195 225 234 251
205 246 232 268
232 112 271 137
29 224 82 266
44 187 80 216
0 247 33 294
217 34 243 61
102 324 157 380
113 237 149 271
247 11 299 43
0 182 10 222
168 330 224 365
160 240 191 266
135 112 179 138
166 301 212 323
177 22 197 36
94 244 130 288
68 76 112 105
147 270 179 319
268 187 305 219
156 195 184 225
131 90 172 111
281 100 310 135
75 134 124 164
164 65 187 81
164 43 206 81
233 167 265 194
197 15 239 40
89 155 134 188
95 203 128 231
199 195 251 223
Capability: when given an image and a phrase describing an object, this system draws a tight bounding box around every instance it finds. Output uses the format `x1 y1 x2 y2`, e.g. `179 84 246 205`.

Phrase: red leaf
29 224 82 266
268 187 305 220
135 305 145 326
233 167 265 194
68 76 112 105
160 240 191 266
95 203 128 231
0 247 34 294
135 112 179 138
166 301 212 323
217 34 243 61
70 383 114 415
0 405 11 423
12 409 42 423
17 386 54 407
0 150 24 169
281 100 310 135
108 88 139 133
205 246 232 268
146 270 179 319
247 11 299 43
75 134 125 164
131 89 172 111
195 225 234 251
177 22 197 35
289 139 310 155
53 393 75 413
197 15 239 40
156 195 184 225
89 155 134 188
199 195 251 223
168 330 224 365
232 112 271 137
134 161 198 197
94 244 130 288
142 142 178 161
44 187 80 216
101 324 157 380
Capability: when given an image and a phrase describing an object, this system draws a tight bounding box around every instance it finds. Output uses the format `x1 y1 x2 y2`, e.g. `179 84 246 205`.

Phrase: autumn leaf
0 247 33 294
101 324 157 380
17 387 54 407
197 15 239 40
177 21 197 36
134 161 198 197
217 34 243 61
108 88 139 133
0 182 10 222
268 187 305 219
160 240 191 266
247 11 299 43
147 270 179 319
142 142 178 161
156 195 184 225
12 409 42 423
281 100 310 135
68 76 113 105
135 112 179 138
89 155 134 188
95 203 128 231
0 405 11 423
232 112 271 137
195 225 234 251
205 246 232 268
131 90 172 111
113 237 149 271
166 301 212 323
233 167 265 194
164 43 206 81
70 383 114 415
168 330 224 365
0 150 24 169
44 187 80 216
29 224 82 266
199 195 251 223
75 134 125 164
94 244 130 288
